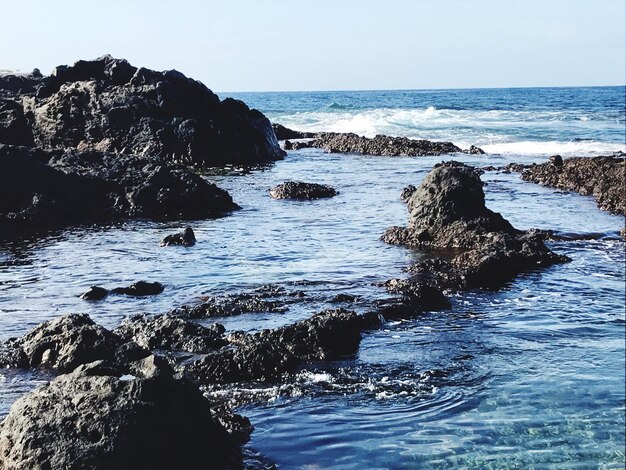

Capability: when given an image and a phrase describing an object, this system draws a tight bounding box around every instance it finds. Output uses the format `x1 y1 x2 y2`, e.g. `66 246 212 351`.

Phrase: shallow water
1 87 625 468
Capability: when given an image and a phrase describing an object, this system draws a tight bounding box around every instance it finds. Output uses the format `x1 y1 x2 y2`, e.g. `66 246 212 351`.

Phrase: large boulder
269 181 337 200
0 314 148 372
520 155 625 216
0 56 286 166
0 360 241 469
0 144 239 237
382 161 569 289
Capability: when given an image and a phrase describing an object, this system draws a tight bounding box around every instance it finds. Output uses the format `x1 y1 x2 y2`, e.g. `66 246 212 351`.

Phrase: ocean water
0 87 625 468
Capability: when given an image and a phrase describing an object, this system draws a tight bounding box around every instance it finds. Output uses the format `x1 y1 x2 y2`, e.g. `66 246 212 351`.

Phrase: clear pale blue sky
1 0 624 91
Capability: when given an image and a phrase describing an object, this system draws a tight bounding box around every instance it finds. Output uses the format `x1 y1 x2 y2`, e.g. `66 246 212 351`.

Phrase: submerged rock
382 161 569 289
0 360 241 469
283 139 313 151
272 123 317 140
269 181 337 200
0 144 239 238
160 226 196 246
80 285 109 301
520 155 625 216
111 281 164 296
114 314 226 353
0 55 284 166
0 314 147 372
307 132 473 156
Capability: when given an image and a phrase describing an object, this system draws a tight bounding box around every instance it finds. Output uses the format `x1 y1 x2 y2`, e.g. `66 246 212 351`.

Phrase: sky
0 0 624 92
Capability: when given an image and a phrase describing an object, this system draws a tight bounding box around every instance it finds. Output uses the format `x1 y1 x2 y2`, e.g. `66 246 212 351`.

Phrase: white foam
483 140 625 156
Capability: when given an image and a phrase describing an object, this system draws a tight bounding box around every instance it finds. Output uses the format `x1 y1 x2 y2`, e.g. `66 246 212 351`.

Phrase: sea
0 86 624 468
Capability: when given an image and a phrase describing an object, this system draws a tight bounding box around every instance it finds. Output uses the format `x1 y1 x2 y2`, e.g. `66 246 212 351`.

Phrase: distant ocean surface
226 86 626 156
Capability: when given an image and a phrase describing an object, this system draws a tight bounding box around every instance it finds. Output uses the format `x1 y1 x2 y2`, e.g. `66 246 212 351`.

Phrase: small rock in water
269 181 337 200
80 285 109 301
462 145 486 155
549 154 563 166
160 227 196 247
111 281 164 297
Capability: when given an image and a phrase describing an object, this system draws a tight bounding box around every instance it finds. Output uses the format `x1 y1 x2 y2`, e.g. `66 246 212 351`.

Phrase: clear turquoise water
0 87 624 468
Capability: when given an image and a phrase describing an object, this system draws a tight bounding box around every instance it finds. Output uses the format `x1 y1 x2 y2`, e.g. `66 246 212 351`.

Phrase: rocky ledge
0 55 284 166
0 144 238 238
281 130 485 156
382 161 569 290
519 155 625 216
269 181 338 200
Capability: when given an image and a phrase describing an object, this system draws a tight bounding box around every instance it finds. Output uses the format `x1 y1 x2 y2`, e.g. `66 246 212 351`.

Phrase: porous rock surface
269 181 337 200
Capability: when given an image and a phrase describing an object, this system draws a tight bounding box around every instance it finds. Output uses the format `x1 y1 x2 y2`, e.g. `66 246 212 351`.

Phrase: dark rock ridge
161 226 196 246
272 123 316 140
519 155 625 216
114 314 227 353
0 144 239 238
303 132 483 156
382 161 569 289
0 55 284 166
0 360 241 470
187 309 372 384
0 314 148 372
81 281 164 300
269 181 337 200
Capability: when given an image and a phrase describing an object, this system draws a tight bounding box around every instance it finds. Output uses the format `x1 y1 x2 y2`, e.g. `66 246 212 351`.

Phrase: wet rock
160 226 196 247
2 55 284 166
308 132 463 156
549 154 563 166
188 309 365 384
269 181 337 200
462 145 486 155
0 314 148 372
173 295 288 319
520 155 625 215
503 162 528 173
382 161 569 289
114 314 227 353
80 286 109 301
383 279 451 311
0 144 239 238
620 227 626 238
272 123 316 140
330 293 359 303
283 139 313 151
400 184 417 203
0 99 34 146
111 281 164 296
0 360 242 469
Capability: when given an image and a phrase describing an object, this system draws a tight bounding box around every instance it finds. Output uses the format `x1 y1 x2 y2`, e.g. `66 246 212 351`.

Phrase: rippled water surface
1 87 625 468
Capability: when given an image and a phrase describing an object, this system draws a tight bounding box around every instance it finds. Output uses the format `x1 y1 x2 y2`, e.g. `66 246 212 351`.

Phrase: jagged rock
80 286 109 301
0 55 284 166
283 139 313 151
111 281 164 296
0 99 33 146
462 145 486 155
308 132 463 156
272 123 316 140
0 144 239 238
330 293 359 303
0 314 148 372
0 360 241 469
160 227 196 246
114 314 226 353
188 309 365 383
383 279 451 310
520 155 625 215
549 154 563 166
269 181 337 200
400 184 417 203
382 161 569 289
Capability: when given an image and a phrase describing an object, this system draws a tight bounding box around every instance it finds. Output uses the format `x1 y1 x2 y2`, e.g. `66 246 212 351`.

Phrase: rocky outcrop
114 314 227 353
0 360 241 470
306 132 482 156
0 144 239 238
520 155 625 216
0 314 148 372
272 123 316 140
111 281 165 296
382 161 569 289
188 309 368 383
0 55 285 166
160 227 196 246
269 181 337 200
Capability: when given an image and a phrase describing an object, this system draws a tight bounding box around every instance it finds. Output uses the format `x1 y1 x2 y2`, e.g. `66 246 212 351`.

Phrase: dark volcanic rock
0 360 241 469
80 286 109 301
400 184 417 203
462 145 486 155
1 55 284 166
114 314 226 353
272 123 316 140
269 181 337 200
111 281 164 296
0 99 34 146
0 144 239 238
283 139 313 151
382 161 569 289
0 314 148 372
308 132 465 156
520 155 625 215
188 309 365 384
160 226 196 246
